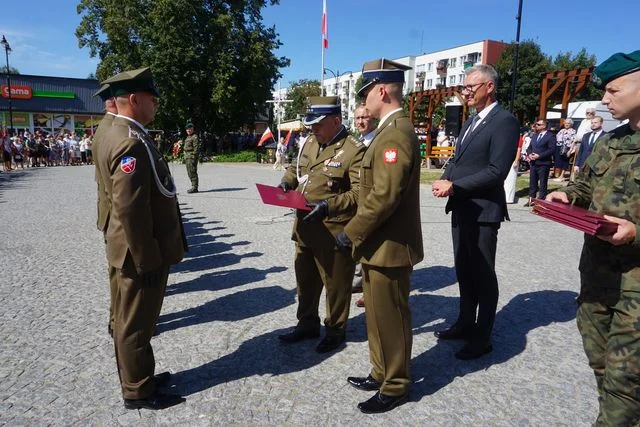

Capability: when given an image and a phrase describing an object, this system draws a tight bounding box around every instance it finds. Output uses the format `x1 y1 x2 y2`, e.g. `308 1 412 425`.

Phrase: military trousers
294 244 355 334
185 155 198 189
108 264 117 333
362 264 412 397
113 255 169 400
577 290 640 427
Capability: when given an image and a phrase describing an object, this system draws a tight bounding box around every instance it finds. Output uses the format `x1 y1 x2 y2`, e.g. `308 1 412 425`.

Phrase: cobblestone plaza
0 163 595 425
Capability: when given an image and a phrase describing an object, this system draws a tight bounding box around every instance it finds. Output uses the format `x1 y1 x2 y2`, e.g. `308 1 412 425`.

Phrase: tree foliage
283 79 320 120
0 66 19 74
76 0 289 134
495 41 601 123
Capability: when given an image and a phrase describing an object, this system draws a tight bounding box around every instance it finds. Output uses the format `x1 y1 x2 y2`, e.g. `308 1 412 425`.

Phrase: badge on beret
383 149 398 164
120 156 136 174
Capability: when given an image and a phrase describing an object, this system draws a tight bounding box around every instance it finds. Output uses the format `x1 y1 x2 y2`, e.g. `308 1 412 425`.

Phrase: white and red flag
322 0 328 49
258 126 274 147
283 129 293 147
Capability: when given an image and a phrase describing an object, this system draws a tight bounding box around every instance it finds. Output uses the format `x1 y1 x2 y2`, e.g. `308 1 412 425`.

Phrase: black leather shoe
187 188 198 194
455 341 493 360
358 391 408 414
315 333 345 353
278 327 320 343
434 326 472 340
124 392 185 410
351 283 363 294
108 324 113 338
348 375 381 391
153 372 171 387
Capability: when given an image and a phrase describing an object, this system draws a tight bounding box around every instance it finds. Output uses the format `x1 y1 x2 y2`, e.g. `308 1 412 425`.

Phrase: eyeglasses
461 82 487 93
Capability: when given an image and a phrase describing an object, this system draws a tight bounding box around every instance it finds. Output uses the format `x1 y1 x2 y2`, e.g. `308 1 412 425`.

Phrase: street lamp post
1 35 13 135
322 68 354 125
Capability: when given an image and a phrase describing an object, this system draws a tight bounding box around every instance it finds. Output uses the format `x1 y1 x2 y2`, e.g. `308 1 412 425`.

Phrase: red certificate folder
531 199 618 236
256 183 311 211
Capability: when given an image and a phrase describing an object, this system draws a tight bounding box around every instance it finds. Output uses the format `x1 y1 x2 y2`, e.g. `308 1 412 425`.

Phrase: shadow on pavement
409 289 578 401
166 265 287 296
193 187 247 193
157 285 296 333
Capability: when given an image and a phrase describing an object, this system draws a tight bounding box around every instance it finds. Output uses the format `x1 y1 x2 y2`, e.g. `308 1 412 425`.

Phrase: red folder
256 183 312 211
531 199 617 236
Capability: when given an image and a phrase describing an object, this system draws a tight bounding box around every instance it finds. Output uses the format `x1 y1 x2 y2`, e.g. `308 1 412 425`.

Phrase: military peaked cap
592 50 640 89
358 58 412 96
93 84 112 101
302 96 341 126
185 123 194 129
101 67 160 97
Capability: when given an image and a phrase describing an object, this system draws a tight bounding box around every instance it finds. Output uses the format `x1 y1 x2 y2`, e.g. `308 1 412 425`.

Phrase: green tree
0 66 19 74
551 48 603 101
283 79 320 120
76 0 289 134
494 40 551 123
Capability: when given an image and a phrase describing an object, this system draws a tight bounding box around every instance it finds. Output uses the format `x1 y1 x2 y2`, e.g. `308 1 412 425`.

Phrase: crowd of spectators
1 128 93 172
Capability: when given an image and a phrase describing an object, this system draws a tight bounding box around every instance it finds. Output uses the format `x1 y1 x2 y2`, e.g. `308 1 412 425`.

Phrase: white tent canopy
279 119 305 131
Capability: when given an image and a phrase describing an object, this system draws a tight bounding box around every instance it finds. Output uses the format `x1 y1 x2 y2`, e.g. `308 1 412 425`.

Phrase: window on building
426 79 432 88
416 64 425 73
459 74 465 83
460 55 466 64
427 62 433 72
450 57 457 68
449 75 456 85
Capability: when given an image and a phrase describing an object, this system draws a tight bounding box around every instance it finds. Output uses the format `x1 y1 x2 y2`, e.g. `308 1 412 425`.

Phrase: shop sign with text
1 84 32 99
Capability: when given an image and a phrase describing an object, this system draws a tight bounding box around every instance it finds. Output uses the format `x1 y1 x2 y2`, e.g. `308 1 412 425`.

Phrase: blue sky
0 0 637 88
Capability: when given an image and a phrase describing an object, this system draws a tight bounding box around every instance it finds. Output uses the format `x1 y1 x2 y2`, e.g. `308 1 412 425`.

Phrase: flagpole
321 0 326 96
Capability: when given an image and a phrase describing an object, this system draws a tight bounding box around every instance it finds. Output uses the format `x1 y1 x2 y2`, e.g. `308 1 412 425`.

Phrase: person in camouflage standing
547 50 640 426
183 123 200 193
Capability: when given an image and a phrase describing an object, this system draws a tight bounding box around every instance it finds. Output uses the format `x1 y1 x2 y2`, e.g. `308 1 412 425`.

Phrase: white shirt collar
116 114 148 134
362 129 376 147
377 108 404 129
476 101 498 121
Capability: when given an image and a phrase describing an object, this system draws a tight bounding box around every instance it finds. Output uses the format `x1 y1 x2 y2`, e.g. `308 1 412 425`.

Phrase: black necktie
589 132 595 146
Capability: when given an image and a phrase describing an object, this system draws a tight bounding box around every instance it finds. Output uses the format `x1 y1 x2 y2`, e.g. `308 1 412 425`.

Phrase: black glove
303 200 329 223
278 181 292 193
336 230 352 252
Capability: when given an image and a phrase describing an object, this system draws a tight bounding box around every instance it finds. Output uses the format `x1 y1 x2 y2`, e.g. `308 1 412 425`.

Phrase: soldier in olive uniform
339 59 423 414
92 84 118 337
183 123 200 193
97 68 188 410
547 50 640 426
277 96 366 353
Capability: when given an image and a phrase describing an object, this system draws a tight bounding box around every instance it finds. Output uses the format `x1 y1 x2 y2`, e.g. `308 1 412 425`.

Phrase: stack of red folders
531 199 618 236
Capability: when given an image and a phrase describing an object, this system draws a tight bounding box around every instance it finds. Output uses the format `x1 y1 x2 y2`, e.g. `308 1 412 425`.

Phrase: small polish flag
258 127 274 147
322 0 328 49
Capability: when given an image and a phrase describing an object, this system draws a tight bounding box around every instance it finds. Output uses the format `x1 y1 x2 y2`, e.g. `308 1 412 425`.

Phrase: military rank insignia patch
120 156 136 174
383 149 398 164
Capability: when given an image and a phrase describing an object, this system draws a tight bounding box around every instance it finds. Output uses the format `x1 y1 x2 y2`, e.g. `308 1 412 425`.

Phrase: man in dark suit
525 119 556 205
573 115 605 173
432 64 519 360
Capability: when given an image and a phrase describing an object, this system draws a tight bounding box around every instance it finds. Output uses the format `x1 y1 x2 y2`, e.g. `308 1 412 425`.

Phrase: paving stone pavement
0 162 597 425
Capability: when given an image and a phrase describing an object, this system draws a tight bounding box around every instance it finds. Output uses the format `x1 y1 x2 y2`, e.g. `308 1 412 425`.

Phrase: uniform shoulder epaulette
347 135 363 148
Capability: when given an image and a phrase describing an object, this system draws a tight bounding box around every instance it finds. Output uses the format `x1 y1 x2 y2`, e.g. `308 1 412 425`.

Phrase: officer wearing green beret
97 67 188 410
277 96 366 353
547 50 640 426
183 122 200 193
92 83 119 337
340 58 423 414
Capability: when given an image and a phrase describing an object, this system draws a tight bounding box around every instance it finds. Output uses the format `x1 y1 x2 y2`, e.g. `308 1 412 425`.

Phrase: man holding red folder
546 50 640 426
277 96 366 354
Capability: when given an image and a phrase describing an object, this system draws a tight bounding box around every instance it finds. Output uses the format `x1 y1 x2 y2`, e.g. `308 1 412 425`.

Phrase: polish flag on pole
283 129 293 147
257 126 274 147
322 0 328 49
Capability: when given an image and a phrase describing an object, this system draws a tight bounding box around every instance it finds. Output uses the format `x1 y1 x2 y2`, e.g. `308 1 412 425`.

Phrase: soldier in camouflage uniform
547 50 640 426
183 123 200 193
277 96 366 354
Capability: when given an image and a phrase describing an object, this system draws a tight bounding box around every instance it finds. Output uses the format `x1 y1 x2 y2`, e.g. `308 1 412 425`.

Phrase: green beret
101 67 160 97
93 84 112 101
592 50 640 88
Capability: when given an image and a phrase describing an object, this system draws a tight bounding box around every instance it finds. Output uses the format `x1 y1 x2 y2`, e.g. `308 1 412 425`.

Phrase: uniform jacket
93 112 116 232
97 115 187 274
343 110 424 268
575 129 605 169
526 130 556 166
443 104 519 223
560 124 640 292
183 134 200 156
282 126 365 248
